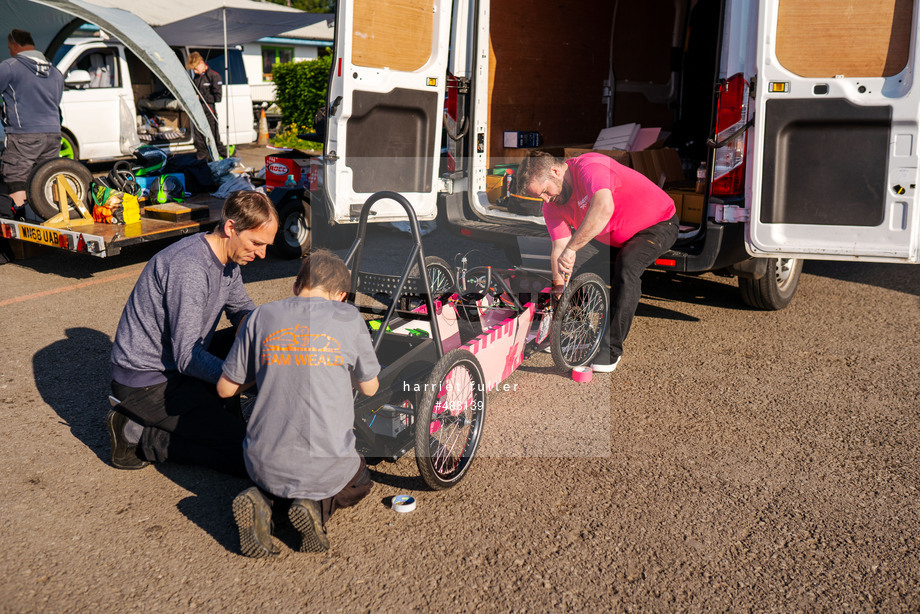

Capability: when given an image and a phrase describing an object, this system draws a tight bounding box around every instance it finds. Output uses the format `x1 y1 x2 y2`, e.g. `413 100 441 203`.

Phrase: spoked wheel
406 256 456 309
411 255 455 294
550 272 610 369
415 349 486 490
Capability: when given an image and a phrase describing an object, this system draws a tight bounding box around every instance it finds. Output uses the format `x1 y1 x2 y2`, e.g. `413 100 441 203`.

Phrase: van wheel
738 257 803 310
27 158 94 221
271 197 311 258
60 133 78 160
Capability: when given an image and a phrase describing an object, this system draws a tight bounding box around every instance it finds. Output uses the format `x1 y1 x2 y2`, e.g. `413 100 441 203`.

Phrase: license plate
17 224 60 247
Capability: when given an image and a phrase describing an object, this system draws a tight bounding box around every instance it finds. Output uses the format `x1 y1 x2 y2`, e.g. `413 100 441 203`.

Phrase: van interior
482 0 914 236
482 0 721 233
124 49 191 144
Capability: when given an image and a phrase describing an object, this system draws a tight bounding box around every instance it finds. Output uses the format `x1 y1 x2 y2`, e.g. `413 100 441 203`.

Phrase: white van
312 0 919 309
53 36 255 161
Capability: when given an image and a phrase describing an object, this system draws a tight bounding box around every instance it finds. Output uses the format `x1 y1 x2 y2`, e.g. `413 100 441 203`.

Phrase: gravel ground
0 152 918 611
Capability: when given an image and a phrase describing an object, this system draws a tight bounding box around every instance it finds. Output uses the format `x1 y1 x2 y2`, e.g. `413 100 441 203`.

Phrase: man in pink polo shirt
517 151 678 372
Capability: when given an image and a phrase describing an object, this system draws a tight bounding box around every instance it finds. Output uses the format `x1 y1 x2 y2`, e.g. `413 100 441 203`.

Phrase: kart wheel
27 158 94 221
410 255 455 294
271 197 311 259
415 349 486 490
550 272 609 370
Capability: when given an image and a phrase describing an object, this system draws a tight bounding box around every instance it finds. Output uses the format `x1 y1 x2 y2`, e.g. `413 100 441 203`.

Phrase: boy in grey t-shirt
218 249 380 557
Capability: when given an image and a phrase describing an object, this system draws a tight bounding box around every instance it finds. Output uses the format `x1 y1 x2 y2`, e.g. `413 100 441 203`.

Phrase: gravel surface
1 157 918 611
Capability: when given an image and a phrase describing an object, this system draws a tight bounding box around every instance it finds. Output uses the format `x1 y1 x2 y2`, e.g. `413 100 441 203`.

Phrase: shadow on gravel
9 239 172 280
160 464 249 555
514 364 576 380
640 270 748 311
367 466 429 491
804 259 920 297
34 327 114 463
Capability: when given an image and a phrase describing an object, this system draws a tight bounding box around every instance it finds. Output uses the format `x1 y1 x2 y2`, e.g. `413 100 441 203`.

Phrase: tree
272 54 332 130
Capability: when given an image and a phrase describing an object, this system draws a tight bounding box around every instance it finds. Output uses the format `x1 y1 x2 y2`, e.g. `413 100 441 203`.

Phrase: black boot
106 410 150 470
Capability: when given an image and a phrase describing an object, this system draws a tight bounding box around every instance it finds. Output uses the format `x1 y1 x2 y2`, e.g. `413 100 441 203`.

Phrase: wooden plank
143 202 211 223
352 0 433 72
776 0 913 78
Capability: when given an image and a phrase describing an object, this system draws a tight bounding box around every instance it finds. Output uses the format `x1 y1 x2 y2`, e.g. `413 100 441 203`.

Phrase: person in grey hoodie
0 29 64 214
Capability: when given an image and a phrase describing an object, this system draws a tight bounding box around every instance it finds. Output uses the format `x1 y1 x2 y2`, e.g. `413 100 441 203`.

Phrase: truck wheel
738 257 803 310
60 133 78 160
27 158 94 221
271 197 311 259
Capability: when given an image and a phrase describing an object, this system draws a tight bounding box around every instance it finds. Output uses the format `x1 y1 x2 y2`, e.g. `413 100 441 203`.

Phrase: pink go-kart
346 192 610 490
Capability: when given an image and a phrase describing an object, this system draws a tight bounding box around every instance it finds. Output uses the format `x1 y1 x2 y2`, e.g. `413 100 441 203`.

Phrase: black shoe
288 498 330 552
232 487 280 558
106 410 150 470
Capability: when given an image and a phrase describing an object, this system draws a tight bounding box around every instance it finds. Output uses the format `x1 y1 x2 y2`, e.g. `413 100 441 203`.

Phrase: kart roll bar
344 191 444 359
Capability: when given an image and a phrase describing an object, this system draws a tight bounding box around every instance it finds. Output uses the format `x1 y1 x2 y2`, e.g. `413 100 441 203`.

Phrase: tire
738 257 803 310
410 255 456 295
27 158 94 221
271 197 311 259
60 132 78 160
415 349 487 490
550 272 610 370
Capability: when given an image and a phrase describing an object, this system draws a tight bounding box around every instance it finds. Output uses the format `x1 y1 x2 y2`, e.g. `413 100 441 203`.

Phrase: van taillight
711 73 749 196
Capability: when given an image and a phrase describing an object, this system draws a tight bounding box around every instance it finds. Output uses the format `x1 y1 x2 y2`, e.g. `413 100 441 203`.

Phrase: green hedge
271 54 332 131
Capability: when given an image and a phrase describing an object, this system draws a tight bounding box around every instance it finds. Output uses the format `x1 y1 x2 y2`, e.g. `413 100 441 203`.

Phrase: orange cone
257 109 270 145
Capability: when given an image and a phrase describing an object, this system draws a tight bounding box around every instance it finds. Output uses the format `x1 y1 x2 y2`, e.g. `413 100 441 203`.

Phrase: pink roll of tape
572 366 593 383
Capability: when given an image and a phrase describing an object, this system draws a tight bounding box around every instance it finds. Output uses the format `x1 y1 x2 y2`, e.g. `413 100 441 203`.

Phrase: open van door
324 0 452 222
748 0 920 263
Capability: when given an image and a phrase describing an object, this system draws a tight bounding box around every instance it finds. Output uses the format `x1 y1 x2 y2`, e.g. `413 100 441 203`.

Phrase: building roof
87 0 334 41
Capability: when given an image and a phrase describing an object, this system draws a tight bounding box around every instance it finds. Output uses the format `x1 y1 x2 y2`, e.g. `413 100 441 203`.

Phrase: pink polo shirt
542 153 676 248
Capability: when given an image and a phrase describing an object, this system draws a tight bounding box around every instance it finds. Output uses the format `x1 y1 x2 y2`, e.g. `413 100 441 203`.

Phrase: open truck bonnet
0 0 219 161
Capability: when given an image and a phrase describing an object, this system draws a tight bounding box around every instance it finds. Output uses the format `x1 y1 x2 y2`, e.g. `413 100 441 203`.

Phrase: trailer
1 195 225 258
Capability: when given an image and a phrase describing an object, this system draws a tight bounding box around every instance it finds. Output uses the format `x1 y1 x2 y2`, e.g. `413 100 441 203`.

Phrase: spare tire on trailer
27 158 94 221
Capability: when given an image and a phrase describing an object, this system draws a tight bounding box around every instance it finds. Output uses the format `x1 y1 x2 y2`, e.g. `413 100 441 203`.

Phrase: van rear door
325 0 452 222
748 0 920 263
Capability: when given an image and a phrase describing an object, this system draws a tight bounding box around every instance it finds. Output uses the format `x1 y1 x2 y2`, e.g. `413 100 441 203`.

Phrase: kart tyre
410 255 455 295
415 348 486 490
550 272 610 370
27 158 94 221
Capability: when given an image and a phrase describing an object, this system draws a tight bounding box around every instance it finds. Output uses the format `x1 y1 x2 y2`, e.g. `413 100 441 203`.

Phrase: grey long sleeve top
110 233 255 387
